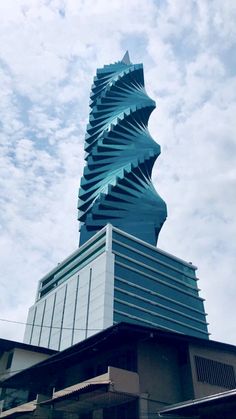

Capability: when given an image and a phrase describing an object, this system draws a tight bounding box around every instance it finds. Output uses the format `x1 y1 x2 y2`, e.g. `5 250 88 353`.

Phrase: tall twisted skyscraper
24 54 208 350
78 52 167 246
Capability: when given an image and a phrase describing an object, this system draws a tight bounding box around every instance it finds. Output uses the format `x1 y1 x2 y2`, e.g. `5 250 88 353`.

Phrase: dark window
106 349 137 373
2 388 29 412
6 352 13 370
82 349 137 383
0 388 6 401
195 355 236 389
93 350 137 377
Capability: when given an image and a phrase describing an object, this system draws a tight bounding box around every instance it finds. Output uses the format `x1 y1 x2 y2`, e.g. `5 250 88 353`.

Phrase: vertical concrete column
103 225 115 329
34 393 52 418
139 393 149 419
105 223 113 252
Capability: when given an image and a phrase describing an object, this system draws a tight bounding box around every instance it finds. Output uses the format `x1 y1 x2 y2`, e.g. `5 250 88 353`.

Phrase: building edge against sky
24 224 209 351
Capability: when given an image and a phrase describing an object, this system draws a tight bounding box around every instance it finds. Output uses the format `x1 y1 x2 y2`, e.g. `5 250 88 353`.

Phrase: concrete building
0 338 55 414
2 323 236 418
24 224 208 351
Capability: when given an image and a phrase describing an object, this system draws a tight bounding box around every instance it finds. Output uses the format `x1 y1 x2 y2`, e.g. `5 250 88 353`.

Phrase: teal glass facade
78 54 167 247
112 227 209 339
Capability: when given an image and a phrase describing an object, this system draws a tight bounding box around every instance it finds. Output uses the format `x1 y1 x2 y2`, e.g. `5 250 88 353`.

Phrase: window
6 352 13 370
96 349 137 376
2 388 29 412
195 355 236 389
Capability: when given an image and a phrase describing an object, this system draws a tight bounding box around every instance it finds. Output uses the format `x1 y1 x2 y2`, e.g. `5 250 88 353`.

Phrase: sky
0 0 235 346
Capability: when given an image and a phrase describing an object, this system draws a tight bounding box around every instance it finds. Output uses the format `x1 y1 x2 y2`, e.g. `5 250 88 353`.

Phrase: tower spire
121 50 131 65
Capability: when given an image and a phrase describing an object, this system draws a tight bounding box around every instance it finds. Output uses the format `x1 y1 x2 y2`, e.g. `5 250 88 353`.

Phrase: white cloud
0 0 235 346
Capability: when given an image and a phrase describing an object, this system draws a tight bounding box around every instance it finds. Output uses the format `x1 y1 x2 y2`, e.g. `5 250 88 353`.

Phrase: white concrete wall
73 250 115 343
11 348 50 374
0 352 10 381
0 348 51 381
24 245 115 350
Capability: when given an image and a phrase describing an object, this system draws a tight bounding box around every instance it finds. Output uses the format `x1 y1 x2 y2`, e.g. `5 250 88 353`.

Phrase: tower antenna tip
121 50 131 65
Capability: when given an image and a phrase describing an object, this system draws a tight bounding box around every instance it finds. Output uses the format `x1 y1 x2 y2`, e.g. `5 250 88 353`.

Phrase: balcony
39 366 139 415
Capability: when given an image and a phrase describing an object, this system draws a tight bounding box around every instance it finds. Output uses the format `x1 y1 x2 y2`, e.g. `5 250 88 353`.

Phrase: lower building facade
2 323 236 418
24 224 209 350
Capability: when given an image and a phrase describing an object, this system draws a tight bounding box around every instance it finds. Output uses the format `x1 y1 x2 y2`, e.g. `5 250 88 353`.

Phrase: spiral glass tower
78 52 167 247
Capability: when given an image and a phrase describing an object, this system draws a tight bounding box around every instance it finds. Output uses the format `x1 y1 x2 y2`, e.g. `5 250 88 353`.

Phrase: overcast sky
0 0 235 346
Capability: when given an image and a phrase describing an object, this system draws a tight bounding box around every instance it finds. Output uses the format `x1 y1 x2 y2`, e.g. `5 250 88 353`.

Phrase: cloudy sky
0 0 235 346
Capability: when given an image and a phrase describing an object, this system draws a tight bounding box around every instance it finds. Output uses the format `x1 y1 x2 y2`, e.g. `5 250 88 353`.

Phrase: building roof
158 388 236 418
0 337 57 355
2 322 236 393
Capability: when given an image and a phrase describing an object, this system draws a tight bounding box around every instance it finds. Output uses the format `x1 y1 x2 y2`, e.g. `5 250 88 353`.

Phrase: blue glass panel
114 277 206 321
113 231 195 276
114 289 206 330
113 310 208 339
113 241 197 287
115 261 200 301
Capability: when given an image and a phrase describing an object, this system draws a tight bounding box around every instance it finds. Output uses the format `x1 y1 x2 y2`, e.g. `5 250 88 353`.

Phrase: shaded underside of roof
41 382 110 405
40 384 137 414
